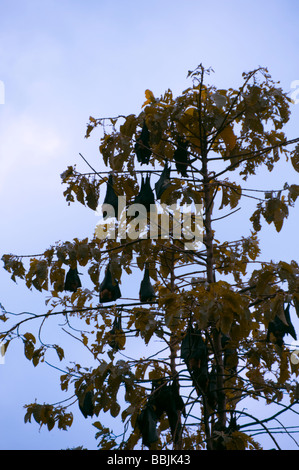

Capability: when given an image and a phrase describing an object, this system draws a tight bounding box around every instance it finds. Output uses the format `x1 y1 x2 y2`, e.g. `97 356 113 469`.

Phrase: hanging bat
76 385 95 419
267 302 297 347
136 403 159 448
139 266 156 302
227 411 239 433
150 379 185 444
284 303 297 339
173 138 189 177
103 174 119 219
133 174 155 214
181 325 207 370
64 267 82 292
108 314 124 351
191 358 209 395
155 161 171 200
134 122 152 165
213 412 239 450
171 379 186 419
150 379 171 418
207 365 218 410
99 265 121 303
167 379 186 443
181 325 208 394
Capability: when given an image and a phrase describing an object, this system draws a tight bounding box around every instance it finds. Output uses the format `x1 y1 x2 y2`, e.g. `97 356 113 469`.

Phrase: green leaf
47 417 55 431
92 421 103 430
85 183 99 210
55 345 64 361
120 114 137 138
32 405 42 424
24 340 35 360
60 374 70 392
110 402 120 418
250 208 262 232
32 348 44 367
142 89 155 108
23 333 36 344
219 125 237 155
263 198 289 232
288 184 299 202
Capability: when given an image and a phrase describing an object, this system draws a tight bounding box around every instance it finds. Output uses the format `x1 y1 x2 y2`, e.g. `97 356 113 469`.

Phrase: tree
1 64 299 450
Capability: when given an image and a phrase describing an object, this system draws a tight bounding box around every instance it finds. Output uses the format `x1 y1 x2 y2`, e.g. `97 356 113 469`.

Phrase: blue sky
0 0 299 450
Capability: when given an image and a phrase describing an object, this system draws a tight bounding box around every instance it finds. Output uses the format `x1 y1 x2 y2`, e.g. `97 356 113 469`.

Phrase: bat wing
284 303 297 340
134 175 155 213
103 174 119 218
139 268 156 302
77 389 94 418
134 122 152 165
267 318 285 346
171 380 186 417
108 315 124 351
64 268 82 292
136 405 158 448
167 407 181 444
181 326 207 364
180 327 193 363
192 362 208 395
143 175 155 212
173 140 189 177
100 266 122 303
207 366 218 409
155 162 171 200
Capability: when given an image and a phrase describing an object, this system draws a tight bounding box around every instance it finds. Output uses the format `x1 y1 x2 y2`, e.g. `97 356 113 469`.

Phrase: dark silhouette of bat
136 403 159 448
207 365 218 410
108 314 123 351
133 174 155 214
155 161 171 200
103 174 119 219
192 359 209 396
76 385 95 418
64 267 82 292
150 379 171 418
227 411 239 433
212 411 239 450
267 302 297 347
181 325 208 394
150 379 185 444
171 379 186 419
139 266 156 302
99 265 121 303
134 122 152 165
173 139 189 177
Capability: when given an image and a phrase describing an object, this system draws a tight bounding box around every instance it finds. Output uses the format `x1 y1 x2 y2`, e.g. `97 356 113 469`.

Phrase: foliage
1 65 299 450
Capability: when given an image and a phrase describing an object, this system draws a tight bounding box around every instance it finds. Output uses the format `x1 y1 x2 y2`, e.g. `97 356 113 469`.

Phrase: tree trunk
201 132 226 449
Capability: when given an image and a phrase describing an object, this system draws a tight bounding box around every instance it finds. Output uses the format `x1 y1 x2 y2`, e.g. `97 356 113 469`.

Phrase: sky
0 0 299 450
